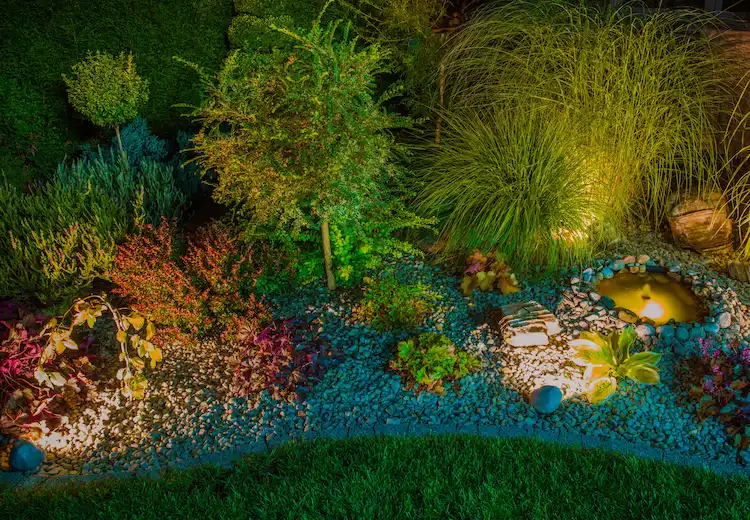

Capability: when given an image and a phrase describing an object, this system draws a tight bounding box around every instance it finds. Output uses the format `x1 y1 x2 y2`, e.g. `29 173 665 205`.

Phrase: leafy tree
183 14 419 290
63 51 149 159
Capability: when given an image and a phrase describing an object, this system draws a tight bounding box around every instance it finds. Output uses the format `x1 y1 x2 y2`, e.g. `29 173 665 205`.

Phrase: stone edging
2 423 748 492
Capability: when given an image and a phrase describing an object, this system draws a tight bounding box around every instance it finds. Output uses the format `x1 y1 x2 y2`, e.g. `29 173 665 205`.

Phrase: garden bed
2 233 750 483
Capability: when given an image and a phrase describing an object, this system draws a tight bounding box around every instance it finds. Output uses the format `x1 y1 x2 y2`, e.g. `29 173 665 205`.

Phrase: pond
596 271 707 326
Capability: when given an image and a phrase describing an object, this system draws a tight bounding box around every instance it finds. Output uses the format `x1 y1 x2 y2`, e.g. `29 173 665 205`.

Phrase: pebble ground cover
3 233 750 479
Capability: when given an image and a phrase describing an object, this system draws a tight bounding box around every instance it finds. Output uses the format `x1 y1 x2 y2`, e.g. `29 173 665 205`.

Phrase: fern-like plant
569 326 662 405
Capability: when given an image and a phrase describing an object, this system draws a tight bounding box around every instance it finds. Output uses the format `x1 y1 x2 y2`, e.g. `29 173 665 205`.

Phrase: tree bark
321 219 336 291
114 125 128 166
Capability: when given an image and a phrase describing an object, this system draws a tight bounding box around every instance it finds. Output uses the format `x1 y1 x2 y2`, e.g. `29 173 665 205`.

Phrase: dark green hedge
0 0 233 185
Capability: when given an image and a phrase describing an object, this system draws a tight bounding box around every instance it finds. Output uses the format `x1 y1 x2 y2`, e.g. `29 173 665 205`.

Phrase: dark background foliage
0 0 234 186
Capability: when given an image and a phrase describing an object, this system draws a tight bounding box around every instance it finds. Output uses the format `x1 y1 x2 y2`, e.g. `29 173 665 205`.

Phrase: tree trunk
114 125 126 164
321 219 336 291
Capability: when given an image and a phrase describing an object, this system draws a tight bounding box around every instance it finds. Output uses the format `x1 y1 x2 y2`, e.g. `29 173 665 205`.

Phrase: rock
498 301 561 347
623 255 636 265
601 267 614 279
668 192 733 253
660 325 675 339
718 312 732 329
530 386 563 414
635 324 655 338
582 268 594 282
689 326 706 339
611 260 626 271
9 440 45 473
599 296 615 310
704 322 719 336
618 309 639 324
637 255 650 264
726 261 750 282
676 326 690 341
589 292 601 302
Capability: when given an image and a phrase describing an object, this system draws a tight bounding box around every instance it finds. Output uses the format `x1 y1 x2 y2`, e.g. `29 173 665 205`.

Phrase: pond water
596 271 707 326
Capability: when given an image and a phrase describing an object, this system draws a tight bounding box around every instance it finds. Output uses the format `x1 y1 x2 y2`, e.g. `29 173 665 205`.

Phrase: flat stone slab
498 300 561 346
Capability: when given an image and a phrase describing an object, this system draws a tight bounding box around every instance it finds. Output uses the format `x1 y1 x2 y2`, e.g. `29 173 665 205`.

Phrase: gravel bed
4 232 750 479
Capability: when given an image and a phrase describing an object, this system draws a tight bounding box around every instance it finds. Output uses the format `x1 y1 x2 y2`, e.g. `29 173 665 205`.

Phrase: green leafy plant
183 11 416 290
63 51 149 158
461 250 520 296
0 182 126 305
389 332 480 395
569 327 662 405
353 275 437 332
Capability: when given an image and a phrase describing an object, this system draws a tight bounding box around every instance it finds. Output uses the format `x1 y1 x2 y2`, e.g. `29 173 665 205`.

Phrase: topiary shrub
352 275 438 332
0 182 126 305
63 51 149 158
389 332 481 395
228 316 340 403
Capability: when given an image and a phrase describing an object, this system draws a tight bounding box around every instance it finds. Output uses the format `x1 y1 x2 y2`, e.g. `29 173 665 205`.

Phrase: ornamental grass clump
390 332 480 395
569 326 662 405
352 275 437 332
416 0 742 273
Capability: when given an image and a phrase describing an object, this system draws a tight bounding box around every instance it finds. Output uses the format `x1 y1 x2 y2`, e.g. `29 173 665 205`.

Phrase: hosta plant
352 275 438 332
228 317 340 403
461 250 520 296
389 332 481 395
569 326 662 405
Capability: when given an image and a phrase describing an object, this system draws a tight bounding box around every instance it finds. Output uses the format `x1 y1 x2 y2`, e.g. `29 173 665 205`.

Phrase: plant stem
321 219 336 291
114 125 126 165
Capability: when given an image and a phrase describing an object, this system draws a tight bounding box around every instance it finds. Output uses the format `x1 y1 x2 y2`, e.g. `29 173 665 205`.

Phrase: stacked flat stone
498 300 561 347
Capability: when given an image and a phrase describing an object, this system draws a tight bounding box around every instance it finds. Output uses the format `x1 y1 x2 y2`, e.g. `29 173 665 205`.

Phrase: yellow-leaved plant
569 326 661 405
34 295 161 400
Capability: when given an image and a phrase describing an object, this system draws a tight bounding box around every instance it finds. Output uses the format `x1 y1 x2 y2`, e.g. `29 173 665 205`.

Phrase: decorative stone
718 312 732 329
530 386 563 414
637 255 650 264
9 440 44 473
726 261 750 282
661 325 675 339
601 267 614 279
611 259 626 271
689 326 706 339
704 322 720 336
635 324 655 338
599 296 615 310
582 268 594 282
618 309 639 324
668 192 733 253
498 301 561 347
676 326 690 341
589 292 601 302
623 255 636 265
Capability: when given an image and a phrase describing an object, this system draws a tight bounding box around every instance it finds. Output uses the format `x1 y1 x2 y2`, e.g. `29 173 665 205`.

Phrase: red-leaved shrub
110 219 270 346
228 317 339 403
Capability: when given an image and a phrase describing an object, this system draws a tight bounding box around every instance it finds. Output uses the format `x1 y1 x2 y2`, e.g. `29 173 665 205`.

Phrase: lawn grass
2 435 749 519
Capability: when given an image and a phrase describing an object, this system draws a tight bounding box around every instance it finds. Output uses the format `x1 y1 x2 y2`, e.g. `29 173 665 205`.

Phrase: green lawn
2 435 749 519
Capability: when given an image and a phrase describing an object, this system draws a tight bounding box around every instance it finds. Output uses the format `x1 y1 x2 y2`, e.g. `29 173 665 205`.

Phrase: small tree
63 51 149 159
183 16 414 290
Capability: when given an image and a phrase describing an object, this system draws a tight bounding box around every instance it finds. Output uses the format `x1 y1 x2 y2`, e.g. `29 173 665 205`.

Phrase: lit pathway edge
2 423 749 491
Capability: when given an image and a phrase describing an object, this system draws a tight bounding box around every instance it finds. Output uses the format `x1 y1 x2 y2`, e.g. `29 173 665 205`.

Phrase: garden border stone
3 421 750 491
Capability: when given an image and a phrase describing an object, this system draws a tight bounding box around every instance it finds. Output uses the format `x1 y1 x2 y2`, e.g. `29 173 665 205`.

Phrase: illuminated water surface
596 272 706 326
